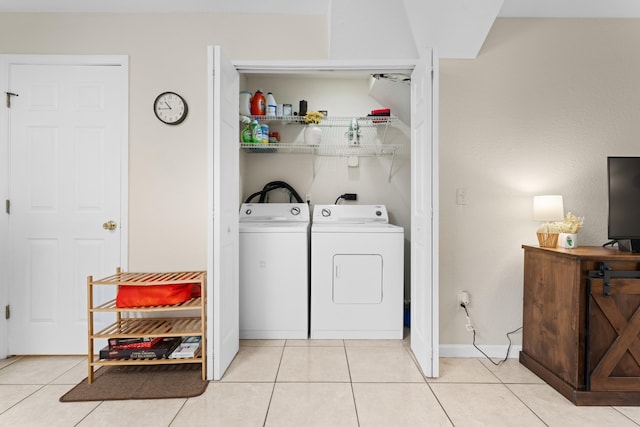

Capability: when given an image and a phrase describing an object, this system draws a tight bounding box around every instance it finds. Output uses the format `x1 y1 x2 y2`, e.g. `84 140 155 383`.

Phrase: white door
410 49 439 377
6 61 127 354
207 46 240 380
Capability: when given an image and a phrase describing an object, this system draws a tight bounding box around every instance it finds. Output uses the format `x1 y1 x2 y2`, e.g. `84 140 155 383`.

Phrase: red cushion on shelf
116 283 199 308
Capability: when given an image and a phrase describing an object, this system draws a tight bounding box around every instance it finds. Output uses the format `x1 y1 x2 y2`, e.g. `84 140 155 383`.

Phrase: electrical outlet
456 291 470 309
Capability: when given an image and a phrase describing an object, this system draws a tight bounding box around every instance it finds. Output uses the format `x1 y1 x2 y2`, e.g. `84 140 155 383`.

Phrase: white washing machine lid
240 222 310 233
239 203 310 223
312 204 389 224
312 204 402 233
311 222 403 233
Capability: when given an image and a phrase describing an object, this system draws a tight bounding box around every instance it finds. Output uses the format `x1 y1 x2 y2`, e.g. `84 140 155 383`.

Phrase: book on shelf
99 337 182 360
108 337 162 349
169 336 202 359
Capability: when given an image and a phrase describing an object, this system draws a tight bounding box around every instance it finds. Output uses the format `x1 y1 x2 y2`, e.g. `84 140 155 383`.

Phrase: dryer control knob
245 208 252 215
291 207 300 215
376 210 382 216
321 208 331 217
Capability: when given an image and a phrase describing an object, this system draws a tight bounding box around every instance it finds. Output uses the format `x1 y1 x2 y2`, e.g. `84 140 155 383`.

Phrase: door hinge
5 305 9 320
5 199 9 214
5 92 18 108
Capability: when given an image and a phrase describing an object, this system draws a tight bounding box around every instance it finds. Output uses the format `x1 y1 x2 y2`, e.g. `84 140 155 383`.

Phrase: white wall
329 0 418 59
440 18 640 347
0 13 327 272
2 13 640 351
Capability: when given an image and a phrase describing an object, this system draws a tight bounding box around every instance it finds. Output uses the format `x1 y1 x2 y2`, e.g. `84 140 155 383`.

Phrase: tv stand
616 239 640 253
521 245 640 405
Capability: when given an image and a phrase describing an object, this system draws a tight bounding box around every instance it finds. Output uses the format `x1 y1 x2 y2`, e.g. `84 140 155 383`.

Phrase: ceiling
1 0 638 59
1 0 639 17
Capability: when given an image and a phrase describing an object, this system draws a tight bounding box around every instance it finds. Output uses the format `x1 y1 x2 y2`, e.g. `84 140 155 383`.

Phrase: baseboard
439 344 522 359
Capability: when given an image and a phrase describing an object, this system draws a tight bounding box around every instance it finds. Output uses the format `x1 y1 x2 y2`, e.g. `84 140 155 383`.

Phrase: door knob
102 220 117 231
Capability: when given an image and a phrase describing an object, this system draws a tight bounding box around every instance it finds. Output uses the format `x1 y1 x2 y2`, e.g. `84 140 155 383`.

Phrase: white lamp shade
533 195 564 221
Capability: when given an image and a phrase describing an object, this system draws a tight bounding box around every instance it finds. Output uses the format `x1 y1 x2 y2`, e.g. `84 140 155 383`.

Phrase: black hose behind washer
244 180 304 204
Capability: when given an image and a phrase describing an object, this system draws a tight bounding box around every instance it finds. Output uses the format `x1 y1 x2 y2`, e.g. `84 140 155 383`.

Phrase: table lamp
533 195 564 248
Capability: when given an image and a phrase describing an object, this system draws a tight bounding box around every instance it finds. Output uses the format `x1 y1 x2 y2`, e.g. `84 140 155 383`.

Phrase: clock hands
157 100 172 111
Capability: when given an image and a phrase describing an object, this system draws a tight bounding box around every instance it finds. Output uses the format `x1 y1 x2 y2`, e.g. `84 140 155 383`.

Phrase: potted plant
554 212 584 248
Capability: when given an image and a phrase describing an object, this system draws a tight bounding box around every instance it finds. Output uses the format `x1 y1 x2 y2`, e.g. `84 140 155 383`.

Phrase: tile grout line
73 400 106 427
612 407 640 426
343 341 361 427
261 341 287 427
49 356 86 386
502 383 549 427
167 397 190 426
424 381 457 426
0 383 46 417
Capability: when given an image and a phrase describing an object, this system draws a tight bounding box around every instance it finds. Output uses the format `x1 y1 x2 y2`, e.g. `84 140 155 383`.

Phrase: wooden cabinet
87 268 206 384
520 245 640 405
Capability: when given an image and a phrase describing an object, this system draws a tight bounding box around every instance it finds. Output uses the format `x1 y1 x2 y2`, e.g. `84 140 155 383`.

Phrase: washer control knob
376 210 382 216
290 206 301 216
321 208 331 217
245 208 252 215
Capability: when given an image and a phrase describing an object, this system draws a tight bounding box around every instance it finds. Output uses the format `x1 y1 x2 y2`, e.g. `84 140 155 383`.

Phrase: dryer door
332 254 382 304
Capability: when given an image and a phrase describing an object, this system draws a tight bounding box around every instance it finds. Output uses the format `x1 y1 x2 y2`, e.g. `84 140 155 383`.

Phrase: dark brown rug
60 364 208 402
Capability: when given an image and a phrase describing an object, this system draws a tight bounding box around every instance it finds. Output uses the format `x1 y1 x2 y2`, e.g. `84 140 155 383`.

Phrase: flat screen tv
608 156 640 252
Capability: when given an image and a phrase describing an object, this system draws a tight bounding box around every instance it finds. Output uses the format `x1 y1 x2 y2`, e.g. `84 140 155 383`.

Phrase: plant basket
537 232 559 248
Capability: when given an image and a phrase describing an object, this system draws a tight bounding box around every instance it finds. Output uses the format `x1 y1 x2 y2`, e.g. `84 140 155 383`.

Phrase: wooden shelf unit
87 268 206 384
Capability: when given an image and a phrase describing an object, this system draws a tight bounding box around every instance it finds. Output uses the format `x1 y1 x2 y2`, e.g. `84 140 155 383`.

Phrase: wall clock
153 91 188 125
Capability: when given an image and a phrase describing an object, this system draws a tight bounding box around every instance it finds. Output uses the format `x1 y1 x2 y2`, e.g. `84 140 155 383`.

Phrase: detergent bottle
239 91 252 116
250 90 266 116
266 92 277 116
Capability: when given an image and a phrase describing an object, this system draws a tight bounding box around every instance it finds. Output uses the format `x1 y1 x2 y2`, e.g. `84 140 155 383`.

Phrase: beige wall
3 13 639 349
440 18 640 346
0 13 327 271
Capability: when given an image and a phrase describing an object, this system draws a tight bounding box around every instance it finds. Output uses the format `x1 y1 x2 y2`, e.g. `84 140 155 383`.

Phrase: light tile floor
1 338 640 426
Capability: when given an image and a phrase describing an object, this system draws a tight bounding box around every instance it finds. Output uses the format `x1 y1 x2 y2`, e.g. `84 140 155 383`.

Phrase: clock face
154 92 188 125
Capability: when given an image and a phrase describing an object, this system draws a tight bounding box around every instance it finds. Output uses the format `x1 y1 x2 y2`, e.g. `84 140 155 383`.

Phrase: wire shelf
239 143 401 156
244 115 393 127
239 114 401 181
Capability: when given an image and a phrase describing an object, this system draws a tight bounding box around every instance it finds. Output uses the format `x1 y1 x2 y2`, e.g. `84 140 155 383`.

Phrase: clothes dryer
310 204 404 339
239 203 309 339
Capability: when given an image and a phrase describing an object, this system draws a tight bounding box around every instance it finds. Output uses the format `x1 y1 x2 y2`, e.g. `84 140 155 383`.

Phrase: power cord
460 303 522 366
334 193 357 204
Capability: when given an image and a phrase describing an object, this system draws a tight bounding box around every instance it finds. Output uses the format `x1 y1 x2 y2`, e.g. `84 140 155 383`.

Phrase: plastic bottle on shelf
266 92 277 116
251 119 262 143
241 123 253 143
261 124 269 144
239 91 252 116
269 131 280 144
250 90 265 116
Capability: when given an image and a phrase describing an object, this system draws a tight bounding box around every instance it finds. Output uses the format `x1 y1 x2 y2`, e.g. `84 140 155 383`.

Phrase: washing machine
310 204 404 339
239 203 309 339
